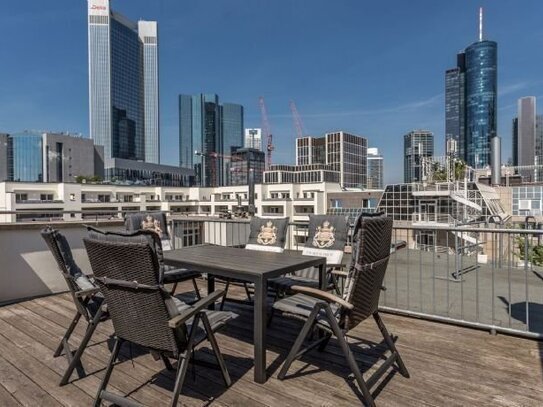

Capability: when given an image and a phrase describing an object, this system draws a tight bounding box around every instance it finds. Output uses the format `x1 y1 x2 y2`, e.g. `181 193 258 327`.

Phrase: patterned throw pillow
300 214 348 268
125 212 172 250
246 216 289 252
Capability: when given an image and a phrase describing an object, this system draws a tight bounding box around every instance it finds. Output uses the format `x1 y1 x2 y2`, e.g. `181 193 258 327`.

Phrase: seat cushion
268 275 319 292
272 293 340 330
162 268 202 284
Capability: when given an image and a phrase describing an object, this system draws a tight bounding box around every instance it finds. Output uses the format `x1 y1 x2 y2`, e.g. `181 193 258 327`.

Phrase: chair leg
201 312 231 387
169 282 178 295
243 283 252 301
219 280 230 311
93 336 123 407
60 307 104 386
54 311 82 357
373 312 409 378
317 332 332 352
325 307 375 407
161 355 174 371
278 304 321 380
170 314 200 407
191 278 201 300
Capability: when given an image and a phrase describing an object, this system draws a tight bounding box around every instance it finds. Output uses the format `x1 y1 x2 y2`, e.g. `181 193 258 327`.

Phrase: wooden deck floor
0 280 542 407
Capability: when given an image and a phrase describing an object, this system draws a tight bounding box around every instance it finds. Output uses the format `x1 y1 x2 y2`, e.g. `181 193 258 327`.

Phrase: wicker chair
84 231 236 407
40 226 108 386
217 216 289 310
268 214 348 295
125 211 202 299
272 214 409 406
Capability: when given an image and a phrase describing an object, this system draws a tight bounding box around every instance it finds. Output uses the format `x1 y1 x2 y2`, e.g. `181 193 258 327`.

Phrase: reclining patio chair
268 214 348 295
125 211 201 299
84 229 236 407
217 216 289 310
272 214 409 406
40 226 108 386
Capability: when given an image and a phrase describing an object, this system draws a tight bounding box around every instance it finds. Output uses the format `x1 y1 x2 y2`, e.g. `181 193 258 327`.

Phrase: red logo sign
91 5 107 11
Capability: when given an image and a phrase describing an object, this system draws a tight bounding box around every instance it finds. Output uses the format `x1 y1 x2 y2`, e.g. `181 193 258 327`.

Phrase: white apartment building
0 181 344 223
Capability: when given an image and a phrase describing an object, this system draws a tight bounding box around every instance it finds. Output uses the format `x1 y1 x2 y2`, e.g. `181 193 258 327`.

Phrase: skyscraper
178 94 243 187
512 97 543 181
404 130 434 183
445 9 497 169
367 148 384 189
88 0 159 163
244 128 262 150
295 131 367 188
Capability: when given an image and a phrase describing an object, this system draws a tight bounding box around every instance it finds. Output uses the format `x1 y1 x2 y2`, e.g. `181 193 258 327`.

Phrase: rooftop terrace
0 280 542 406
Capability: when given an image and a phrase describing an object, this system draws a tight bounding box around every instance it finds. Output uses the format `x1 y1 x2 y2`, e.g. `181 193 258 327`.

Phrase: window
271 192 279 199
40 194 54 201
123 195 133 203
15 193 28 202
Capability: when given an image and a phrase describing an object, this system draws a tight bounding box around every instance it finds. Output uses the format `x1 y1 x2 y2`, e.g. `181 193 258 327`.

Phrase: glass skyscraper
8 132 44 182
445 21 497 169
88 0 159 163
178 94 244 187
404 130 434 183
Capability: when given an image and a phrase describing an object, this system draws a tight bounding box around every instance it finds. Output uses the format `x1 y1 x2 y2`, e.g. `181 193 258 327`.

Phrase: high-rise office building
512 97 543 181
445 9 497 168
178 94 243 187
229 148 265 186
244 128 262 150
88 0 159 163
367 148 384 189
1 132 104 183
404 130 434 183
296 131 367 188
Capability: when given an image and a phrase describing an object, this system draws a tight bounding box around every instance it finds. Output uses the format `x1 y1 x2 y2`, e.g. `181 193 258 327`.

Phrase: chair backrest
125 211 172 250
40 227 96 318
342 214 392 329
245 216 289 253
84 232 183 355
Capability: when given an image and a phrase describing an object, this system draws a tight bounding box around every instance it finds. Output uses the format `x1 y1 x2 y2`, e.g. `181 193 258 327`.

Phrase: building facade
404 130 434 183
88 0 159 163
367 147 384 189
512 97 543 182
104 158 193 186
229 148 265 186
264 164 340 184
445 26 497 169
0 132 104 183
178 94 244 187
295 131 367 188
244 128 262 150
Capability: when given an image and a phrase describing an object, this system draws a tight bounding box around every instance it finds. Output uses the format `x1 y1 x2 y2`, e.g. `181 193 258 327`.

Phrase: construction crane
289 100 306 140
259 97 274 170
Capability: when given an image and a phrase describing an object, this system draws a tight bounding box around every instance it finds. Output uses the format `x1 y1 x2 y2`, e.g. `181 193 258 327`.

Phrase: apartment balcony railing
1 211 542 340
16 199 64 204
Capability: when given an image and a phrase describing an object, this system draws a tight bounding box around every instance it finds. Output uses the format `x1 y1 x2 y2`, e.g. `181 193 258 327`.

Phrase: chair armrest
74 287 100 298
391 240 407 253
168 289 225 328
330 269 348 277
290 285 354 310
327 263 346 269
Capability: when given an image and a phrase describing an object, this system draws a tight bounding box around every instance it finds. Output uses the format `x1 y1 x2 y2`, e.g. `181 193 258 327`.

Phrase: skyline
1 1 543 183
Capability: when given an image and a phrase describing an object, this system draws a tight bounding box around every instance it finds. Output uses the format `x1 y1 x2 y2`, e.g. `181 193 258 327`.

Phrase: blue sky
1 0 543 183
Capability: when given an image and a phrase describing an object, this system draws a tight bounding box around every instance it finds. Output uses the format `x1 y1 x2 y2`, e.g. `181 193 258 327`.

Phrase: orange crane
259 97 274 170
289 100 306 139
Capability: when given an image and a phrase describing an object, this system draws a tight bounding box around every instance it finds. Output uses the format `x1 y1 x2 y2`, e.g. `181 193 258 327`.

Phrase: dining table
163 244 327 384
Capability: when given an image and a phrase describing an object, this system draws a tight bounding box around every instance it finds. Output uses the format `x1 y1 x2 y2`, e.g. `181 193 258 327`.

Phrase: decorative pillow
246 216 289 252
125 212 172 250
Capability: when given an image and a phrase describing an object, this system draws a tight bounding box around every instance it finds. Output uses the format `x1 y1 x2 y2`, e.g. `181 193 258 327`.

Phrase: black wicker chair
217 216 289 310
84 230 236 407
268 214 348 295
272 214 409 406
40 226 108 386
125 211 202 299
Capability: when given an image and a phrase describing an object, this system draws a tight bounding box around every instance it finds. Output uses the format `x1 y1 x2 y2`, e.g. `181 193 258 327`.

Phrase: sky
1 0 543 184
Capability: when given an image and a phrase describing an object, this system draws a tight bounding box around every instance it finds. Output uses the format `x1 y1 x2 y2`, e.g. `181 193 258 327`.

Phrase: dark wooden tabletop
163 245 326 280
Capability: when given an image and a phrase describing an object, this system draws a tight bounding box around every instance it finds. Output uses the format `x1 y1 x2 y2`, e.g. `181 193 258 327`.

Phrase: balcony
0 216 542 405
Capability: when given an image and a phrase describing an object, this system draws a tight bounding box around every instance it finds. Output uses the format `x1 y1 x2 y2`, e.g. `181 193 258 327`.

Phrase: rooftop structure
404 130 434 183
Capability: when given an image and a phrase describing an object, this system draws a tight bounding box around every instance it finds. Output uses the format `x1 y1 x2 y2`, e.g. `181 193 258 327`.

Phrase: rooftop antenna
479 7 483 41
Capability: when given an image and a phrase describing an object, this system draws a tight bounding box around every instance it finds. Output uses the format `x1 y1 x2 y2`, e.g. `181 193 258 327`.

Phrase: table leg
318 263 326 290
254 276 267 383
207 274 215 310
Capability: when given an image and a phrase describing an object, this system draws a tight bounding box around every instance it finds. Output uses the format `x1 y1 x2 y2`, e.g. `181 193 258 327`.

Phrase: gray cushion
268 275 319 292
272 293 340 330
42 228 95 291
162 268 202 284
247 216 289 249
305 214 348 251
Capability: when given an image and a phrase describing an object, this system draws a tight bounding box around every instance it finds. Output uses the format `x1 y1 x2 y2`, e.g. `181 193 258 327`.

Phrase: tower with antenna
444 7 497 170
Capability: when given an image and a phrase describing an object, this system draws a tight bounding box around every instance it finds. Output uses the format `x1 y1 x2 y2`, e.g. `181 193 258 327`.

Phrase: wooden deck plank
0 279 541 407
